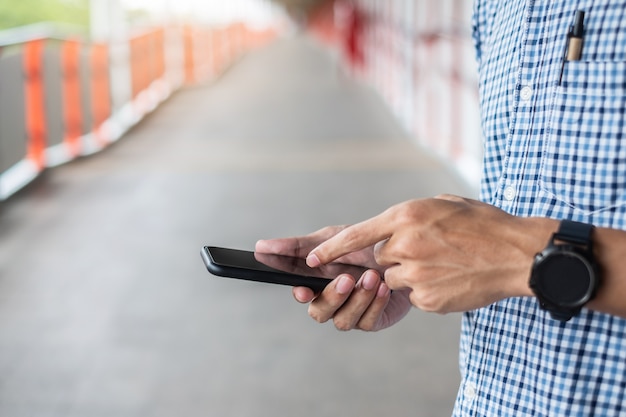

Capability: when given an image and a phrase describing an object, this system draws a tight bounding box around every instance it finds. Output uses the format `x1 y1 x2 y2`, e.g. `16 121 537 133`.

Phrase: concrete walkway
0 35 473 417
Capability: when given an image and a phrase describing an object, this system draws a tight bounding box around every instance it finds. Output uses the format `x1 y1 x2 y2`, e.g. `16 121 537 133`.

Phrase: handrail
0 22 88 47
0 21 279 201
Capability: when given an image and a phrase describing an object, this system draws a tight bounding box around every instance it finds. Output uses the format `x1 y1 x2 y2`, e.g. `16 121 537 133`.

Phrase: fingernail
377 282 390 298
336 275 354 294
362 270 378 290
306 253 321 267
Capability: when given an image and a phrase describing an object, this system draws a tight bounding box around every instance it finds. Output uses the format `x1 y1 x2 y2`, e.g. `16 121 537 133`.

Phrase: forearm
589 227 626 318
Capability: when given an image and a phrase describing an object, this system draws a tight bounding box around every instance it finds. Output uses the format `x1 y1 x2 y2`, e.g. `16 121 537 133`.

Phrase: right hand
255 226 412 331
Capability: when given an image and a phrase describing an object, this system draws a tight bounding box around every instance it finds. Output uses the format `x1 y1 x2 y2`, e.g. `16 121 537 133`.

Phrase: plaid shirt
454 1 626 415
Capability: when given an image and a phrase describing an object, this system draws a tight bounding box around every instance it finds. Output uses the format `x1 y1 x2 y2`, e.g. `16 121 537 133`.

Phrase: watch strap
552 220 594 248
549 309 579 322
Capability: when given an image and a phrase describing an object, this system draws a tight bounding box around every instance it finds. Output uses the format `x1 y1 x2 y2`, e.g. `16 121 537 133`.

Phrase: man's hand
256 226 413 331
305 195 556 314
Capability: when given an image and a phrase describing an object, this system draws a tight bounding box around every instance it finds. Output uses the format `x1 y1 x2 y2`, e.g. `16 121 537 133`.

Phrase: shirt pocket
540 61 626 214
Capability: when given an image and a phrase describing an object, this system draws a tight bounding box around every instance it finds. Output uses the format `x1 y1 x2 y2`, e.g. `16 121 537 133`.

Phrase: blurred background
0 0 480 416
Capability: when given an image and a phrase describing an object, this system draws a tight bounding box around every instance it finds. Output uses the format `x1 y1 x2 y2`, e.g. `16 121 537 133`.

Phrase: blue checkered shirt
453 1 626 416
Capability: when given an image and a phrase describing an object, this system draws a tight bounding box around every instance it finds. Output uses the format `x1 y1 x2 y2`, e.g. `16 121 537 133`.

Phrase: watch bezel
531 244 598 309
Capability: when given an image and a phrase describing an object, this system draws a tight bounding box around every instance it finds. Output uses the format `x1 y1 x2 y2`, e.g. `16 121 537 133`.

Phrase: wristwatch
529 220 600 322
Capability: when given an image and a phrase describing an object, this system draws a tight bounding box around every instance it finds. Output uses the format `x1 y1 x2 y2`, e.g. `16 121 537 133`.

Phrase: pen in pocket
559 10 585 84
567 11 585 60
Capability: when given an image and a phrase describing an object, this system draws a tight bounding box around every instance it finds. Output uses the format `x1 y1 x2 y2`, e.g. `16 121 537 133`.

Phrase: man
257 1 626 415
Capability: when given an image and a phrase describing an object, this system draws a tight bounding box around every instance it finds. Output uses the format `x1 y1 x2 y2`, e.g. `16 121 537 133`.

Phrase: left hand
256 226 412 331
305 195 556 314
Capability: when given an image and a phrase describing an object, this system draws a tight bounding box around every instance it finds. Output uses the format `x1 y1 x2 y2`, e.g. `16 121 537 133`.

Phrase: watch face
534 251 595 307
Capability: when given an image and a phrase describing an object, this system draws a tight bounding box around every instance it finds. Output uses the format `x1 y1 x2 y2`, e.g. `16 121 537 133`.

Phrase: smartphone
201 246 369 292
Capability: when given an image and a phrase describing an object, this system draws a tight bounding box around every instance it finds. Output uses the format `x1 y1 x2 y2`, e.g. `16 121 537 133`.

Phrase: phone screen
206 247 331 277
201 246 370 291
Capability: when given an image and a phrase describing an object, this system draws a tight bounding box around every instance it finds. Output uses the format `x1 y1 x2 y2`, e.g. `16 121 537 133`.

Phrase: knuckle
390 202 419 225
357 319 377 332
333 318 354 331
410 290 447 314
394 239 418 258
308 306 329 324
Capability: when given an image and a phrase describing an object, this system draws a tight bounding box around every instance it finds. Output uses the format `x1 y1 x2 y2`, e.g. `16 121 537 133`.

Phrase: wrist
586 227 626 317
507 217 559 298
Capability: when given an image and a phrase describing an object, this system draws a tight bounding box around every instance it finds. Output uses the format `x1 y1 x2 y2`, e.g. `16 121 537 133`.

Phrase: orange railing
0 23 278 201
23 39 47 172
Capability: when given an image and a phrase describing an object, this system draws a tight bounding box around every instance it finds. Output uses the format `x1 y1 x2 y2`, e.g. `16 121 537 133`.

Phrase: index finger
307 215 391 267
256 226 350 258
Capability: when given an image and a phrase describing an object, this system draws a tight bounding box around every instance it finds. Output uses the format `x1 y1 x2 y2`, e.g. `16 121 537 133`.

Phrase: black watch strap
550 309 578 322
552 220 594 249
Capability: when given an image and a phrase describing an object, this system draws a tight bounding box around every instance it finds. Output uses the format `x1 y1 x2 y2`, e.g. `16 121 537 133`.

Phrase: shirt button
464 382 477 400
504 186 516 201
520 85 533 101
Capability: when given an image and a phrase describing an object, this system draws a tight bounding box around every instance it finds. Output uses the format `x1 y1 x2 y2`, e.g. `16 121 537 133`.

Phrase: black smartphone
201 246 369 292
